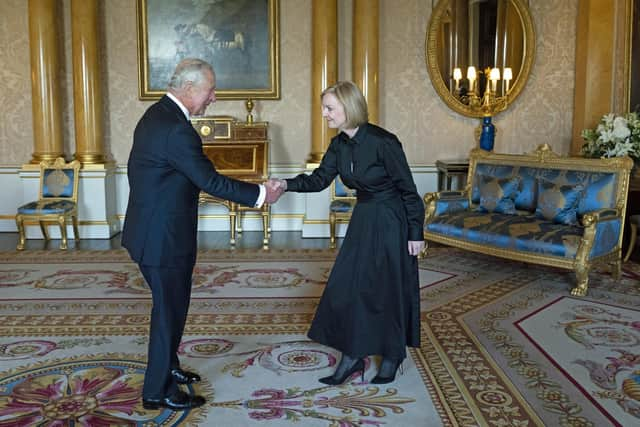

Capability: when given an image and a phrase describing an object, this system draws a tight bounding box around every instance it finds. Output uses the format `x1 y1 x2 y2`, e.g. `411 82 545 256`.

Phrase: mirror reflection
426 0 534 118
436 0 524 102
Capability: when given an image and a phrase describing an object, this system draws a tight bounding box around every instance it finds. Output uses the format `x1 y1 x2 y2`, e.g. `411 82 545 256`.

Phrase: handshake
264 178 287 204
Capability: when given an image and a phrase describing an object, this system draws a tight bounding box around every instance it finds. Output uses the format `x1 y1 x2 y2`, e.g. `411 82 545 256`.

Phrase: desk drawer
234 126 267 140
203 144 265 178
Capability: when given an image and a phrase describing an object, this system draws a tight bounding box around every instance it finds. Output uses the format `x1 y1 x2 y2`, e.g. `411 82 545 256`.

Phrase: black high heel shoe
319 357 365 385
371 358 403 384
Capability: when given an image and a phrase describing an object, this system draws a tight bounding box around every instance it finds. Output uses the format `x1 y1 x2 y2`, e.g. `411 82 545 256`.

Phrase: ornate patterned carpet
0 247 639 426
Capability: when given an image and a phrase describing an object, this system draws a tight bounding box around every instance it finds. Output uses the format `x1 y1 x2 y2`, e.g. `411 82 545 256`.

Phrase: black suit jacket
122 95 259 267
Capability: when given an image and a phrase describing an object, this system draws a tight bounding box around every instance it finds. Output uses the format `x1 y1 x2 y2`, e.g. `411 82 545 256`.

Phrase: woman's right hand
267 178 287 191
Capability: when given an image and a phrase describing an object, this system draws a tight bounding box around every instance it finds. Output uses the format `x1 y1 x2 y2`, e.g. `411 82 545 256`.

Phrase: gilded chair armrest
578 209 624 260
580 208 621 227
424 190 470 222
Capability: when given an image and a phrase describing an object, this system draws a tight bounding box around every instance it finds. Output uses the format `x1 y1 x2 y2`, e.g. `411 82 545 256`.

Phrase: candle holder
452 66 512 116
451 66 513 151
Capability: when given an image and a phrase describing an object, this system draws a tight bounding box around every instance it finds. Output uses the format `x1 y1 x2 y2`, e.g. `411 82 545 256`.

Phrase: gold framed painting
137 0 280 100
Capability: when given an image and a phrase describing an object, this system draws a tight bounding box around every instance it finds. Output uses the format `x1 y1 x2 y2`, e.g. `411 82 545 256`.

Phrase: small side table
436 159 470 191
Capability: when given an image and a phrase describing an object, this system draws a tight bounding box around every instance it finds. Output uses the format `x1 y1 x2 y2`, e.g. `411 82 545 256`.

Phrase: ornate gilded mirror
425 0 535 118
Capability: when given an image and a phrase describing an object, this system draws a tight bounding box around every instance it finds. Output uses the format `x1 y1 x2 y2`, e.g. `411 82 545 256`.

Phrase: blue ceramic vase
479 116 495 151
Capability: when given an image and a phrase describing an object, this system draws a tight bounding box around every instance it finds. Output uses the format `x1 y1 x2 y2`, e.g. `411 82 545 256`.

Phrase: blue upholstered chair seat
330 200 355 213
426 211 586 258
18 200 76 215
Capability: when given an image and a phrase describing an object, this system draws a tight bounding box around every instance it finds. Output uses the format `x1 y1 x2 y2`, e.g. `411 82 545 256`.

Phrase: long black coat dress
285 123 424 360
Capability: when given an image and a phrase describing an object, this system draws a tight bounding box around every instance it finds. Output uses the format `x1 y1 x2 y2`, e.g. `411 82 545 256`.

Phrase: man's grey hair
168 58 214 90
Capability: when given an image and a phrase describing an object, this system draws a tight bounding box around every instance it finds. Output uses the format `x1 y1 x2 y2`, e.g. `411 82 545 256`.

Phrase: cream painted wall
0 0 578 167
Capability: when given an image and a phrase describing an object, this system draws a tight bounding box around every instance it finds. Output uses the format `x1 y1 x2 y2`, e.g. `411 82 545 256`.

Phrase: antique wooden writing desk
190 116 270 248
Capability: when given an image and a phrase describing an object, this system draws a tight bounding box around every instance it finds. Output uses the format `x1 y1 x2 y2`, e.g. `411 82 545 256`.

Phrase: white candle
503 67 513 95
467 66 477 92
453 67 462 91
489 68 500 93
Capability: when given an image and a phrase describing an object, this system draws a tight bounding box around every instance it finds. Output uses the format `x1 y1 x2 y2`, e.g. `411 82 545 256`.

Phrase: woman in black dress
273 81 425 385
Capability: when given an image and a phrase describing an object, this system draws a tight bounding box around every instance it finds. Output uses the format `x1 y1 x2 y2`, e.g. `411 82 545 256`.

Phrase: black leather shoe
171 368 201 384
142 390 205 411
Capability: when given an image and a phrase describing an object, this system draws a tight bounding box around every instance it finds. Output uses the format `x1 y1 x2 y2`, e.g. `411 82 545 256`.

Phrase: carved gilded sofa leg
572 262 590 296
572 215 597 297
611 259 622 281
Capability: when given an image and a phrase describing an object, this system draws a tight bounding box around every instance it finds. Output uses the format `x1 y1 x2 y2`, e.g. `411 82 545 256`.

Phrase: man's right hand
264 178 286 204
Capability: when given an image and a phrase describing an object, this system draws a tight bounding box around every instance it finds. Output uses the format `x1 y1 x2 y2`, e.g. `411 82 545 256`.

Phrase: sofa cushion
471 164 516 203
471 165 538 211
471 166 619 215
425 211 583 258
434 195 470 216
535 180 584 225
531 170 617 215
512 167 538 211
476 174 520 214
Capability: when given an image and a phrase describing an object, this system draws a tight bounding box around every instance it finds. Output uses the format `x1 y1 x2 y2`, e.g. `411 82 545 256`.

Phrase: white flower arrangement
581 112 640 162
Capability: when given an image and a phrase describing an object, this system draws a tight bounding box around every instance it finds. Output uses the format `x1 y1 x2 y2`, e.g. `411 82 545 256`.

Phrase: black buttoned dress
285 123 424 360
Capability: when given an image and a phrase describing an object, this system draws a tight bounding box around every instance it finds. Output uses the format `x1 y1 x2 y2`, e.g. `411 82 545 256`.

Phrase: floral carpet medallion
178 339 341 377
0 354 208 426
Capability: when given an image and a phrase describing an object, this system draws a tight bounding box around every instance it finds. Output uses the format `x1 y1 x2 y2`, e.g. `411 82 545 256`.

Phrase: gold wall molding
303 219 330 225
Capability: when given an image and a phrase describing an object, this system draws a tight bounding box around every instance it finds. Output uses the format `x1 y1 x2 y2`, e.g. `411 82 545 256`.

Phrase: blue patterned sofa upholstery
423 144 634 296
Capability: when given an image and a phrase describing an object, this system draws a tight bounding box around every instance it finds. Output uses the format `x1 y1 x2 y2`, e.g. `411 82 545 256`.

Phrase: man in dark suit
122 58 282 411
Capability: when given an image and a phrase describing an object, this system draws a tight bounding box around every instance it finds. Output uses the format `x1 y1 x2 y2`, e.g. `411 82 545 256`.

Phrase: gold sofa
423 144 633 296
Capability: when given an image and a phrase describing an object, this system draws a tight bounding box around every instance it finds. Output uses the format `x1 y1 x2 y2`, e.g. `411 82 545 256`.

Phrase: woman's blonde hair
321 81 369 129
